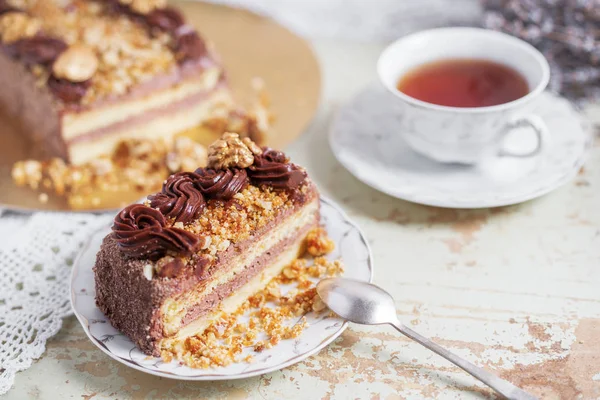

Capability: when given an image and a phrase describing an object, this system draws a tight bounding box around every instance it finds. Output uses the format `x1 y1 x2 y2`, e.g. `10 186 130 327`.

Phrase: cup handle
498 115 547 158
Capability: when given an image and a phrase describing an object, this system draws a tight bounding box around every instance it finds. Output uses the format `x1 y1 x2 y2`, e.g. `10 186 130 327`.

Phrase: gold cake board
0 1 321 212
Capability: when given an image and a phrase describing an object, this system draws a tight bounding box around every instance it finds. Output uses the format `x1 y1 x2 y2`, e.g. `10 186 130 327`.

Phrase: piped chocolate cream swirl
4 35 67 66
47 76 91 103
172 29 207 64
146 7 185 32
112 204 200 260
194 167 249 200
261 148 288 163
0 0 17 15
148 172 205 224
248 148 306 190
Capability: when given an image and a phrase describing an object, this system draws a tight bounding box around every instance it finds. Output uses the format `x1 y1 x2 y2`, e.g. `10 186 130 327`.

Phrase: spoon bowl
317 278 397 325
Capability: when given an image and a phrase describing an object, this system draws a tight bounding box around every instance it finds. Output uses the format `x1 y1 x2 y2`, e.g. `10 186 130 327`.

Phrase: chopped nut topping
143 264 154 280
182 184 312 258
172 222 184 230
282 266 298 279
25 0 65 21
0 12 41 43
52 44 98 82
7 0 70 9
199 235 211 250
207 132 257 170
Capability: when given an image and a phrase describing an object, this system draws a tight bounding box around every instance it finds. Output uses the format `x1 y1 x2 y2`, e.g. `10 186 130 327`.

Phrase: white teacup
377 27 550 164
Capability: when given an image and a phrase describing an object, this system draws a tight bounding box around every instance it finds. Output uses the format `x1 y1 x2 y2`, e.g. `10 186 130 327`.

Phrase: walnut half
207 132 261 170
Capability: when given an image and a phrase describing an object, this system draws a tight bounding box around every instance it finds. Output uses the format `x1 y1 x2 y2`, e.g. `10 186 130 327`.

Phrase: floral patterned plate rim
330 84 593 209
70 196 373 380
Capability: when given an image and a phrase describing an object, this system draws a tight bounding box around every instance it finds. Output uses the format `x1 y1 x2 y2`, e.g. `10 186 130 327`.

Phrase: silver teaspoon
316 278 537 400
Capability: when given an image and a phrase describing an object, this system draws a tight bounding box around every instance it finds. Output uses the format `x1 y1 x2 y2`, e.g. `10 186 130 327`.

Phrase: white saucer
70 197 373 380
329 85 592 208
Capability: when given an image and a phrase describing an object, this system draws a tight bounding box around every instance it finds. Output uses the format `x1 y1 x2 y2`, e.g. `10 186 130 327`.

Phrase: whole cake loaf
94 133 319 356
0 0 232 164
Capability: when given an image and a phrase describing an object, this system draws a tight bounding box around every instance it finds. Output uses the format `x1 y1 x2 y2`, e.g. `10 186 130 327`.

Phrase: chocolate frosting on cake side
95 235 160 355
0 51 66 160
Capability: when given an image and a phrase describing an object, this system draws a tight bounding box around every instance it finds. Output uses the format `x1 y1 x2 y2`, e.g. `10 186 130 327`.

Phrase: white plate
70 197 373 380
330 85 592 208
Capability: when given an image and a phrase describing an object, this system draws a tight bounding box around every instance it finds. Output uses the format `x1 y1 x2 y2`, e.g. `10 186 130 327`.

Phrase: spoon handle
390 322 537 400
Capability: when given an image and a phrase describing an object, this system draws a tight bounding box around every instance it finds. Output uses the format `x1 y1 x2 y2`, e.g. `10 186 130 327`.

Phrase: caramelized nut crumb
305 227 335 257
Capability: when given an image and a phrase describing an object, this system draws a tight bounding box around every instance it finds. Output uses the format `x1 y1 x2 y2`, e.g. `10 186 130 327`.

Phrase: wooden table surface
8 41 600 400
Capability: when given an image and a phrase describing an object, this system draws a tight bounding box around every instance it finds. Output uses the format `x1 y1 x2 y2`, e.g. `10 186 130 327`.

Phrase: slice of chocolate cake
0 0 233 165
94 133 318 356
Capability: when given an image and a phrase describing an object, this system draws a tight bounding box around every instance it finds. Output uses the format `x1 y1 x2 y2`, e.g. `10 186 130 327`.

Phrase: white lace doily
0 211 111 395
